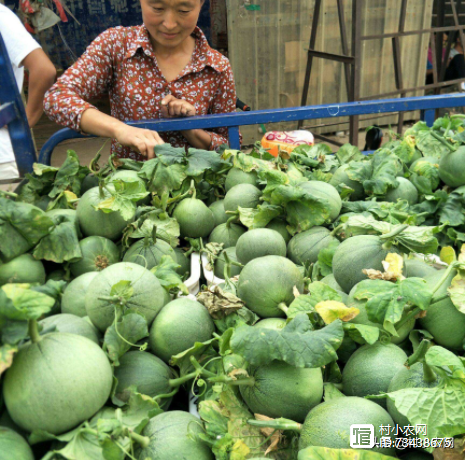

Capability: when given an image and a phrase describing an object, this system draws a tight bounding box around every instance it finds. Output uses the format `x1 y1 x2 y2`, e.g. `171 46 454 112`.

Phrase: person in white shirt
0 4 56 180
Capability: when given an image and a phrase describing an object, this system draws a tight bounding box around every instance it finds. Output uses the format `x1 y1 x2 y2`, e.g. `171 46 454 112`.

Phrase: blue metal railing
38 93 465 166
0 32 36 176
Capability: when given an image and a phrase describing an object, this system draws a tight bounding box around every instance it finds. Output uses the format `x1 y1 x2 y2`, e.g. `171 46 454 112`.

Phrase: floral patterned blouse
44 26 238 160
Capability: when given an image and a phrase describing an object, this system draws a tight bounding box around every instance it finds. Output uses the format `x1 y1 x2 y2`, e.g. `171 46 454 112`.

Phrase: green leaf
119 390 163 432
288 282 343 319
33 220 82 263
110 280 134 302
169 338 217 375
0 318 29 345
237 204 282 229
316 240 340 277
230 314 344 368
389 139 417 164
269 184 330 233
51 430 106 460
394 224 444 254
425 345 465 380
0 198 53 260
150 255 188 295
363 150 403 196
298 446 397 460
416 129 453 158
439 186 465 227
354 278 432 336
335 144 365 164
186 148 230 175
96 180 149 220
0 284 56 320
410 157 440 195
103 310 149 365
448 270 465 313
139 159 186 195
383 385 465 448
342 323 380 345
48 150 84 198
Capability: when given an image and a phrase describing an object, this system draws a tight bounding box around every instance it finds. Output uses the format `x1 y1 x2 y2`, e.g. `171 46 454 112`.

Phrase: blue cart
1 32 464 174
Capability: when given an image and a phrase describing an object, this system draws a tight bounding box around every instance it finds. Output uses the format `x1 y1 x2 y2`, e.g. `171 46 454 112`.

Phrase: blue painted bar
0 32 37 176
38 93 465 166
421 109 437 127
0 102 17 129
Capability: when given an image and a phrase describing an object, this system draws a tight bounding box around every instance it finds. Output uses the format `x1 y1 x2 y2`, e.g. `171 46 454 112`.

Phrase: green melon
237 255 304 317
236 229 287 265
419 270 465 350
39 314 100 344
405 259 438 279
384 177 419 205
208 222 246 249
0 427 34 460
330 163 365 200
240 361 323 422
70 236 120 277
225 168 258 191
114 351 174 409
46 268 66 281
342 342 407 408
439 145 465 187
266 218 292 243
287 227 339 266
173 198 215 238
332 235 403 294
298 181 342 223
386 362 440 427
209 200 229 226
46 208 81 236
0 254 45 286
139 411 213 460
223 184 262 212
214 246 242 279
320 274 343 292
62 272 98 317
149 298 215 363
174 248 190 277
85 262 166 332
3 333 112 435
81 173 99 194
348 283 416 344
254 318 287 331
123 238 177 270
299 396 396 456
77 186 134 240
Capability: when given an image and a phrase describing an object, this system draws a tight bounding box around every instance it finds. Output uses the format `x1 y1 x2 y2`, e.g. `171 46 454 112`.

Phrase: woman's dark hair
364 125 383 151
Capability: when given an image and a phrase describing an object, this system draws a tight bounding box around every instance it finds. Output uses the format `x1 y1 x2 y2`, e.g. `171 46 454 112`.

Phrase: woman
44 0 238 160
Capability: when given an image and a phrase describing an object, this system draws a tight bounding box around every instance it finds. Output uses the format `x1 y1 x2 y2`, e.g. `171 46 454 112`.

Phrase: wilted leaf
315 301 359 324
0 343 17 376
197 286 244 319
237 204 282 229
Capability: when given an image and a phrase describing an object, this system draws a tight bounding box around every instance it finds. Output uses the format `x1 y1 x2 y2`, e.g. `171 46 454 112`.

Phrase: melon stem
407 339 429 366
395 263 458 333
380 224 409 243
422 363 438 383
28 319 42 343
128 431 150 449
247 418 302 432
277 303 289 314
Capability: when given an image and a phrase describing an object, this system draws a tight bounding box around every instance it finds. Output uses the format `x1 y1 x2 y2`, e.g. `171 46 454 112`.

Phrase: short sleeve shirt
0 4 41 164
44 26 238 160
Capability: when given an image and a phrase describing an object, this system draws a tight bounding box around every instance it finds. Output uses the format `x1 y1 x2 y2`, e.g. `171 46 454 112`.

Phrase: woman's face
141 0 203 49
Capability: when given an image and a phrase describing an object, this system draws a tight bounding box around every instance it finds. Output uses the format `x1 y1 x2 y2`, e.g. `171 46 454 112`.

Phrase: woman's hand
161 95 196 118
113 124 164 159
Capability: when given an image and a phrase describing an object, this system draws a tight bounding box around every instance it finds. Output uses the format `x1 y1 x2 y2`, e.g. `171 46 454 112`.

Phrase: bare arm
80 108 164 159
22 48 56 127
